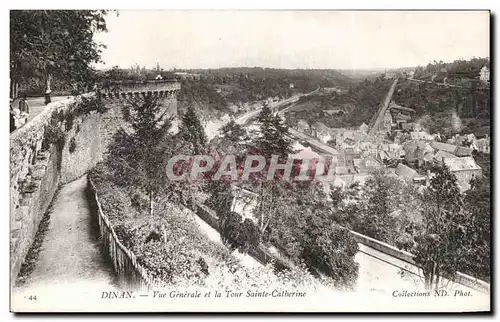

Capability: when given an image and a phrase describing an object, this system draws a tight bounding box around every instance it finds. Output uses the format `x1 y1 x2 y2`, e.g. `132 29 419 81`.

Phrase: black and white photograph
9 9 491 312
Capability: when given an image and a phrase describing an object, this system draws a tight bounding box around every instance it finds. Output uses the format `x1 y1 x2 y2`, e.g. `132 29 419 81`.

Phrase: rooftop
444 157 482 172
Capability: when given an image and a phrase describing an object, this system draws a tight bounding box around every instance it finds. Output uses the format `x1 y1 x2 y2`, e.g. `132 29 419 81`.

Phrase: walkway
13 175 116 296
26 96 69 122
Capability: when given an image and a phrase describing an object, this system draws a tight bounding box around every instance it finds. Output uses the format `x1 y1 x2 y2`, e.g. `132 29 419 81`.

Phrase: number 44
28 295 37 300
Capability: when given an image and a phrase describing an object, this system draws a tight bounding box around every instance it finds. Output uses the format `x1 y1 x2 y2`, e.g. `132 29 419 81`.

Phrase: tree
461 169 491 281
179 104 207 154
268 181 359 289
253 105 294 157
248 105 295 234
413 163 468 291
356 172 399 242
10 10 109 97
108 95 178 216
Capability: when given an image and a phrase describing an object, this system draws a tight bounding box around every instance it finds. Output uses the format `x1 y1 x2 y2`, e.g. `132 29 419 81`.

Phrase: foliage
178 104 207 154
329 172 423 253
10 10 109 92
219 211 243 250
205 180 233 216
461 169 491 282
413 163 468 291
264 181 359 289
106 95 195 215
177 80 229 114
252 105 294 157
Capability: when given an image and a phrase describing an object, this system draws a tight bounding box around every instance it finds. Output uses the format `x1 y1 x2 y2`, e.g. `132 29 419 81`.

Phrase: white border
2 1 497 320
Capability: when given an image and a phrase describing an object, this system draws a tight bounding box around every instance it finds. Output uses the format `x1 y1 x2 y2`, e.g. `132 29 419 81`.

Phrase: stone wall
10 87 179 286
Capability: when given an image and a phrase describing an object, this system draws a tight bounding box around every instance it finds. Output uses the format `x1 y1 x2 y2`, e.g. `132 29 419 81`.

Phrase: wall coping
349 229 490 294
10 97 76 143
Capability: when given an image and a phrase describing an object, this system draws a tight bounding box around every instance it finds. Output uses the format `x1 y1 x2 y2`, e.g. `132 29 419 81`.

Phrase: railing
193 203 294 271
87 177 159 291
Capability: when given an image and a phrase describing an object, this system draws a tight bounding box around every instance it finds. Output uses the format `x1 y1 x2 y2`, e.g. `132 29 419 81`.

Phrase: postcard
9 10 491 312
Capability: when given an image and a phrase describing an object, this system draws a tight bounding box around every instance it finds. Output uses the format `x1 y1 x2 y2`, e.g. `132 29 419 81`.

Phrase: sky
93 11 490 70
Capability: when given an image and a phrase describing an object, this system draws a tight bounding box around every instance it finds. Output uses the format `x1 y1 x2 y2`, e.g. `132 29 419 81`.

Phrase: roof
296 119 310 129
455 146 473 157
395 163 418 180
311 122 330 132
433 150 456 161
430 141 459 154
291 146 321 160
444 157 482 172
389 102 416 113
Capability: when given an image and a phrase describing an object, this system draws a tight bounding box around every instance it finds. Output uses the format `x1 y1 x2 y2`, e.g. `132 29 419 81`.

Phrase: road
235 87 320 126
13 176 117 297
25 96 70 122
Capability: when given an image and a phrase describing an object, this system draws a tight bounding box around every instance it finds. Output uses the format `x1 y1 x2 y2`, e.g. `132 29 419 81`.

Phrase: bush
236 219 261 253
219 211 243 250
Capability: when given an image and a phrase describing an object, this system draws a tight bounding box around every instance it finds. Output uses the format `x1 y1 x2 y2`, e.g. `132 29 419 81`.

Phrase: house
410 131 433 141
479 66 490 84
430 141 473 157
359 123 369 133
403 140 435 166
476 137 490 154
353 157 383 174
443 157 482 192
401 122 417 132
455 146 474 157
311 122 332 143
433 150 456 162
296 120 310 133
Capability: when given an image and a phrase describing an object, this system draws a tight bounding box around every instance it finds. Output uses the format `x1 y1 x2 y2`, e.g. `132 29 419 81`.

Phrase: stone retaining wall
10 86 180 287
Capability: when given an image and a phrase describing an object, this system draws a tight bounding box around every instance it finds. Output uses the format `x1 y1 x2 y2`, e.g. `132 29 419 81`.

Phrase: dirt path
14 175 117 294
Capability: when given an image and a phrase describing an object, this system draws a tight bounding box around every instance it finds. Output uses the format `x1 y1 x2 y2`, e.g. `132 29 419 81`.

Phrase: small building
403 140 435 167
443 157 482 192
475 137 490 154
296 120 310 133
433 150 456 162
430 141 473 157
479 66 490 84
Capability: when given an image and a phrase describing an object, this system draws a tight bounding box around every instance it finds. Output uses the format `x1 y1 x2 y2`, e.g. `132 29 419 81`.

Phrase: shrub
236 218 261 253
219 211 243 250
